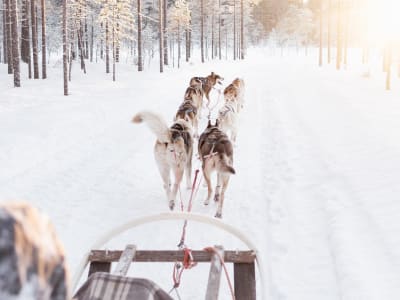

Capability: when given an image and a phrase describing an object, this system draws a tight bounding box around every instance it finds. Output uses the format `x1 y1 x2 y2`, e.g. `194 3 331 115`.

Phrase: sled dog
218 101 239 143
198 120 235 218
232 78 245 111
184 86 203 112
175 100 199 138
223 83 240 111
189 72 224 106
133 111 193 210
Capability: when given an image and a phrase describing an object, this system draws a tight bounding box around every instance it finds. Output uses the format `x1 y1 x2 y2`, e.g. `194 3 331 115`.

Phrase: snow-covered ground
1 48 400 299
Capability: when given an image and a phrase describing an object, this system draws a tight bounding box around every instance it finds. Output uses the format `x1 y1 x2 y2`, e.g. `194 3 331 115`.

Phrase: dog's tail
217 153 236 174
132 111 170 143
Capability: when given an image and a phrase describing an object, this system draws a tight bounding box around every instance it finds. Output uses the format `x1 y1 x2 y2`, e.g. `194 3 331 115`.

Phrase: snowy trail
2 52 400 299
260 58 400 299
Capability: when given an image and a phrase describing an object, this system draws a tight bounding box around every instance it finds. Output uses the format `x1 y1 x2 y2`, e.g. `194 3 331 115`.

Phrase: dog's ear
207 120 212 128
215 119 219 127
211 71 215 76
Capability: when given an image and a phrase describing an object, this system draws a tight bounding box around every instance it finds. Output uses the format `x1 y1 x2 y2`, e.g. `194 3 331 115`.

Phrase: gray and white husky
133 111 193 210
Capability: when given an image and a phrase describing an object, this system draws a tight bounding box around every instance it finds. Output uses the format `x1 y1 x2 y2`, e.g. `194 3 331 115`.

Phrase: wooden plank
88 261 111 277
234 262 256 300
205 246 224 300
89 250 255 263
113 244 136 276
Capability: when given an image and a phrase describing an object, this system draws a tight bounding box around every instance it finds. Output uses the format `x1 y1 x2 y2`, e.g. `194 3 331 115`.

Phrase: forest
0 0 398 93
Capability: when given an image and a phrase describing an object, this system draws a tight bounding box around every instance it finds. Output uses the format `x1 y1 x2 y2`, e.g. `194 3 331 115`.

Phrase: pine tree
137 0 143 71
10 0 20 86
63 0 68 95
31 0 39 78
41 0 46 78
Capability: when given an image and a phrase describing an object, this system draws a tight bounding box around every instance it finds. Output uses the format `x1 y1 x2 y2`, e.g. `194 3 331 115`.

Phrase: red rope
204 246 236 300
172 247 197 289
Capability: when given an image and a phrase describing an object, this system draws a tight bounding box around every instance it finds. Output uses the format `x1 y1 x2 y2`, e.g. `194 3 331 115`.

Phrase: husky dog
184 86 203 112
218 101 238 143
175 100 199 138
133 111 193 210
232 78 245 111
190 72 224 106
198 120 235 218
223 83 240 111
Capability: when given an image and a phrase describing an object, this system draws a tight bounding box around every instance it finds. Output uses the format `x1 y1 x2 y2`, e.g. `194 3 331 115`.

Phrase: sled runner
72 212 265 300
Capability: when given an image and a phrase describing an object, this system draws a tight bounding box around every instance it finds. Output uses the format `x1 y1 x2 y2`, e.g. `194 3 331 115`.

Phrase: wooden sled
72 212 265 300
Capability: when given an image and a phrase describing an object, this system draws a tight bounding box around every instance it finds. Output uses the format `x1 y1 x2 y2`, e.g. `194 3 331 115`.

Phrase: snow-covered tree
98 0 134 80
169 0 190 67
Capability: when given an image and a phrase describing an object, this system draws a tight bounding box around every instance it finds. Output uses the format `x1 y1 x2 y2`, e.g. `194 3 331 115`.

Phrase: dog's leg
194 117 199 139
155 152 172 209
215 174 230 218
171 166 184 209
214 172 222 203
203 164 213 206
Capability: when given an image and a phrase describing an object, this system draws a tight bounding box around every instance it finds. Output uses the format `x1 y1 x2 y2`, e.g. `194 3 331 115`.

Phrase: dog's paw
214 212 222 218
204 199 210 206
169 200 175 210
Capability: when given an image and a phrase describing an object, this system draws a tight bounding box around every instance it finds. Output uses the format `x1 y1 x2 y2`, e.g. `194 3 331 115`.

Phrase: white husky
217 102 239 143
132 111 193 210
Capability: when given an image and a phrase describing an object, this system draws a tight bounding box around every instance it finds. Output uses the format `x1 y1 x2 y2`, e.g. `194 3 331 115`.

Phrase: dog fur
190 72 224 106
198 120 235 218
175 100 199 138
232 78 245 111
133 111 193 210
218 101 239 143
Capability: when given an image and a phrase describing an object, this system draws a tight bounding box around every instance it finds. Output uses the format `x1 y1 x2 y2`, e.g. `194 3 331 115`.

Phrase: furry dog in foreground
133 111 193 210
198 120 235 218
190 72 224 106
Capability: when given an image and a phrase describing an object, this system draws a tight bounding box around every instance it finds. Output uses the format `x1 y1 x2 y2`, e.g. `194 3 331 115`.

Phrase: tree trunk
21 0 30 63
233 0 236 60
5 0 13 73
163 0 168 65
90 16 93 62
185 27 189 62
2 3 7 64
200 0 204 63
77 28 86 73
158 0 163 72
100 22 103 59
10 0 20 86
31 0 39 78
218 0 221 60
112 5 116 81
240 0 244 59
41 0 46 78
137 0 143 71
62 0 68 95
105 21 110 73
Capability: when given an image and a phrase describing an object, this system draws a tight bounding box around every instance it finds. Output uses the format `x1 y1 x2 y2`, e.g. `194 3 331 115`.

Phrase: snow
1 48 400 299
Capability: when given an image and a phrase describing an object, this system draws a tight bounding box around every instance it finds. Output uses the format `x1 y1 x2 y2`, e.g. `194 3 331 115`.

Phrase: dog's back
198 125 235 174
